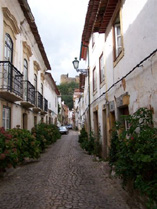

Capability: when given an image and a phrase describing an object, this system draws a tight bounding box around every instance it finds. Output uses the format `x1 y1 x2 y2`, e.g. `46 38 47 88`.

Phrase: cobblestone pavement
0 131 139 209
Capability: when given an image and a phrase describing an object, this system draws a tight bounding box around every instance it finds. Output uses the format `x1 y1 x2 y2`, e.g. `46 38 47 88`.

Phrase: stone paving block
0 131 141 209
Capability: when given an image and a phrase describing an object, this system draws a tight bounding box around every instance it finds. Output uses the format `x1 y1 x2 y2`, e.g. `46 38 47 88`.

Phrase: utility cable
79 48 157 117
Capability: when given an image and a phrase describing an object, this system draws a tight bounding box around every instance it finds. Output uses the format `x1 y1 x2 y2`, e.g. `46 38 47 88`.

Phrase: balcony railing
35 91 43 110
0 61 23 100
23 80 35 105
44 98 48 112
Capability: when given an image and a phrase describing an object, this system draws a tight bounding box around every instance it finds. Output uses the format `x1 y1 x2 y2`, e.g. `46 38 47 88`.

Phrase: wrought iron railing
23 80 35 105
44 98 48 112
0 61 23 97
35 91 43 110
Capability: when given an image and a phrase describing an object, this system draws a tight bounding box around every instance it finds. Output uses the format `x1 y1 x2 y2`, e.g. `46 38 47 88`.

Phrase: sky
27 0 89 85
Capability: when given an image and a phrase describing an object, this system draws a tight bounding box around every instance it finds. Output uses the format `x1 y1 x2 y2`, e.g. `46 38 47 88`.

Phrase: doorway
93 110 99 140
102 109 107 158
23 113 27 129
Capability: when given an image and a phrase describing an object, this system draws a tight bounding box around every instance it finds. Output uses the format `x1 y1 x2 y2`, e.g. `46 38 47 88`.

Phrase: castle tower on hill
60 74 79 84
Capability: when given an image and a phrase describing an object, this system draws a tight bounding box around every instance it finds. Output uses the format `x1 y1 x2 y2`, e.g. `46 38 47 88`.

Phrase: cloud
27 0 88 84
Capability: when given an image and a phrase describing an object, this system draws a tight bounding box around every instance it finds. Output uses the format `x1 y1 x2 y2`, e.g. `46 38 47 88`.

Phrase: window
34 116 37 126
3 106 11 129
23 59 28 100
99 53 105 84
118 106 129 130
23 59 28 80
46 116 48 124
34 74 37 91
93 67 97 92
49 117 51 124
41 83 43 95
41 117 44 123
4 34 13 87
113 12 122 60
34 74 37 105
4 33 13 63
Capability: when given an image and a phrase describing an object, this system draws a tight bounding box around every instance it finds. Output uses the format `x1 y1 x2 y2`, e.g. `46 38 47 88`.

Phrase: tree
57 82 79 110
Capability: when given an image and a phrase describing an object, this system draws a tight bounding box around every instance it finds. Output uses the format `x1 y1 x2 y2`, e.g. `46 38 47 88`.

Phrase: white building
0 0 59 130
45 72 60 125
73 89 83 130
79 0 157 158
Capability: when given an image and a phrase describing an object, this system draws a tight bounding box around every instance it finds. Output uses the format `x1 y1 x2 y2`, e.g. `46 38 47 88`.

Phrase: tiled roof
80 0 118 59
18 0 51 70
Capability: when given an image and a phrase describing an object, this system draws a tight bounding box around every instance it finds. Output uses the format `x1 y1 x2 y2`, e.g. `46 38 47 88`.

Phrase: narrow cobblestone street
0 131 138 209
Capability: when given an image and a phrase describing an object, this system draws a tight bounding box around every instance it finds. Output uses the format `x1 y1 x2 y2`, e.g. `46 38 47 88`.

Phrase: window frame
93 67 97 92
2 106 11 130
112 10 124 65
41 83 43 95
34 74 37 91
23 59 28 80
99 53 105 84
4 33 13 63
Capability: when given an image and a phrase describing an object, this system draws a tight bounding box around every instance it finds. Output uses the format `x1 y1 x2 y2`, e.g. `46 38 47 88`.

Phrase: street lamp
72 56 91 133
72 57 88 75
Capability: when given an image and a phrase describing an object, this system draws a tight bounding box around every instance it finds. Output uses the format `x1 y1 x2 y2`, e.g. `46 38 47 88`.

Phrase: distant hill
57 82 79 110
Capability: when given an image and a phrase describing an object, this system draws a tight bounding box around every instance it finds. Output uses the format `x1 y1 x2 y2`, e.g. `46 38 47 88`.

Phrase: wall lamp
72 57 88 75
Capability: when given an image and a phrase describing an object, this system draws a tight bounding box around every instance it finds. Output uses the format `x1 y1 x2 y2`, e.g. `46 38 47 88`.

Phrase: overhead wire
79 48 157 117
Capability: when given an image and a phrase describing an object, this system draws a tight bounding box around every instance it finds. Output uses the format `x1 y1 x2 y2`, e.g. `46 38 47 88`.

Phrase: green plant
8 128 40 162
79 126 101 157
109 108 157 208
57 82 79 110
0 127 18 171
109 127 119 165
79 127 88 144
32 123 61 151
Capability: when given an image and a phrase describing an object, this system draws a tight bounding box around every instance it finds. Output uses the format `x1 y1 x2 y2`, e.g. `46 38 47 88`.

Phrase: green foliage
78 127 88 144
0 127 18 171
0 123 61 173
109 128 119 165
79 127 102 157
57 82 79 109
109 108 157 208
8 128 40 162
32 123 61 151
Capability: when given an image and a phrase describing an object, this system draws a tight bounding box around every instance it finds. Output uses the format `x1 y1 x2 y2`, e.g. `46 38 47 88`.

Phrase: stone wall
60 74 79 84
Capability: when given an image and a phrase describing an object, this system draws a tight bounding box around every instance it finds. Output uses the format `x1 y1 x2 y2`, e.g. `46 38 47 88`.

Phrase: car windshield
60 126 66 130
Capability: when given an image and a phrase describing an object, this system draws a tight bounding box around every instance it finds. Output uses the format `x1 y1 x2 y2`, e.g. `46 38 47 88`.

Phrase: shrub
109 108 157 208
8 128 40 163
79 127 88 144
0 123 61 173
0 127 18 171
79 127 101 157
32 123 61 151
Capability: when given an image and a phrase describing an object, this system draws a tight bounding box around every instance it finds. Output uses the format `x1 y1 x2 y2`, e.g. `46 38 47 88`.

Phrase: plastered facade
0 0 59 130
78 0 157 158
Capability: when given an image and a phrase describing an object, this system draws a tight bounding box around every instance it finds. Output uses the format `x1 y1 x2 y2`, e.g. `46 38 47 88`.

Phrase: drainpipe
87 46 91 134
79 42 91 134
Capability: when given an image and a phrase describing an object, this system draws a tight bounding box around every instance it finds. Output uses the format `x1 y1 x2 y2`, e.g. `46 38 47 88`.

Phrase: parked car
66 124 73 129
59 126 69 134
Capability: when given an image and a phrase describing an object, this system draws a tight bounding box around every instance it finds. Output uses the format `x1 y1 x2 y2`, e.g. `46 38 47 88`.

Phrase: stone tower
60 74 79 84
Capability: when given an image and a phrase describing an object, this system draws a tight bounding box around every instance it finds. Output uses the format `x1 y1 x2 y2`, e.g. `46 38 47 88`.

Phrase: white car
59 126 69 134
